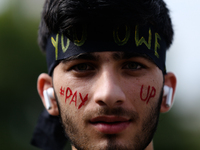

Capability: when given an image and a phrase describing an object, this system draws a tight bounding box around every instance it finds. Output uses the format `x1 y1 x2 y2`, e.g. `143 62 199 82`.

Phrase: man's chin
71 139 132 150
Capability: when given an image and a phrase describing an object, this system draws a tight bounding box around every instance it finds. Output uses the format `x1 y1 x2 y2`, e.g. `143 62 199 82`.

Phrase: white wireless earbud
43 87 54 110
163 85 173 107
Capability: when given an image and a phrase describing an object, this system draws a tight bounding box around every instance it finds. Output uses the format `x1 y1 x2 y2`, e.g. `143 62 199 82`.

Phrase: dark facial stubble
54 88 163 150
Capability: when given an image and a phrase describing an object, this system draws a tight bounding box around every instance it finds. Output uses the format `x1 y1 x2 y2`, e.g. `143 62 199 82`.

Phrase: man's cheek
59 86 89 109
140 85 156 104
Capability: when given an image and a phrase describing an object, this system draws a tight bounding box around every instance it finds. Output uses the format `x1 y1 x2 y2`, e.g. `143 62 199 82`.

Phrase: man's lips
89 116 131 134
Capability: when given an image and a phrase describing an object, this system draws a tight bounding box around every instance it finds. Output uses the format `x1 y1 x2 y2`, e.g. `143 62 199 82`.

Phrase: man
32 0 177 150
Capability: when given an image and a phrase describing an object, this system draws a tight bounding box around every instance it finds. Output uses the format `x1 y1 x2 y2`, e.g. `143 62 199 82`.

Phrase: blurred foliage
0 2 199 150
154 110 200 150
0 3 45 150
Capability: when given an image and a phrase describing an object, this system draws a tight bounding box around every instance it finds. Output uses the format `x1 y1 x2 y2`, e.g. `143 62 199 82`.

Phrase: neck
145 141 154 150
72 141 154 150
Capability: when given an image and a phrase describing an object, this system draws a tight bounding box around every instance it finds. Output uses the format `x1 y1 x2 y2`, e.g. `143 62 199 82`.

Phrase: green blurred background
0 0 200 149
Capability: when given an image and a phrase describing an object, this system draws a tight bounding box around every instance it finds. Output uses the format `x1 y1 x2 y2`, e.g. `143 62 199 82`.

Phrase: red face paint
60 86 89 109
140 85 156 104
140 85 150 102
69 91 77 106
65 87 73 103
147 86 156 104
60 86 65 96
78 93 88 109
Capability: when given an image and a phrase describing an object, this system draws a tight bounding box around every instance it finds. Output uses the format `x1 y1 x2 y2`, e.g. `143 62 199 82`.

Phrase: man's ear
160 72 177 113
37 73 59 116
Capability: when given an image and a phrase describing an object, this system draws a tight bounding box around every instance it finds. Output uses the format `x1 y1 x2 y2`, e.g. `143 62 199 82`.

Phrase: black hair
38 0 174 52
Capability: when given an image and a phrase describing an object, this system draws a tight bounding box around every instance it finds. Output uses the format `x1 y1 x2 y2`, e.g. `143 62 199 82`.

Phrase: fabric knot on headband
46 23 167 75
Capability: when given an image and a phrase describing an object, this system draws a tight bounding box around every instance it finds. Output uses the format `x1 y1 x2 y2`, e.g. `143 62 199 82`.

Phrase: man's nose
92 68 126 108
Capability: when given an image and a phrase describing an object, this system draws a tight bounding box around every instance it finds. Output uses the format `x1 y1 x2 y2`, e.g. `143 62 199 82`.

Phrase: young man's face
53 51 163 150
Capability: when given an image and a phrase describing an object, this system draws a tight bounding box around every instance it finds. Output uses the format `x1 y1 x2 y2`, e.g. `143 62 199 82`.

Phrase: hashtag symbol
60 86 65 96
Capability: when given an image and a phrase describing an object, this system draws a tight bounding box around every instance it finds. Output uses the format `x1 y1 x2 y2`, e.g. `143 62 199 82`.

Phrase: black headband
46 24 167 75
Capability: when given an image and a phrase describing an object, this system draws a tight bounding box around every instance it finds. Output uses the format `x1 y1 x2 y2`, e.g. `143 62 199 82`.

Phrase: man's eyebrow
112 52 154 62
61 52 154 64
61 53 99 63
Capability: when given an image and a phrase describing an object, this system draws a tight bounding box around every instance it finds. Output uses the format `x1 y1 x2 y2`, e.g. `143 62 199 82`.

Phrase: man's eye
72 63 93 71
123 62 142 70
